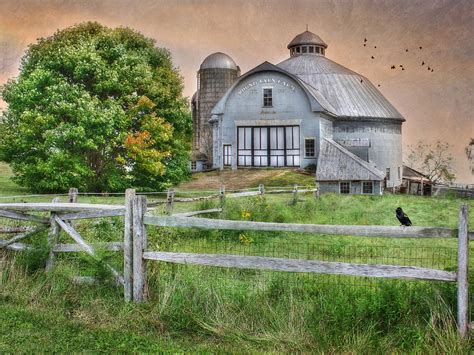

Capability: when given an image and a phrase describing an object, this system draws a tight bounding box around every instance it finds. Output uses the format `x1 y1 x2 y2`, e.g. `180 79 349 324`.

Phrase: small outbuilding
401 165 432 196
316 138 384 195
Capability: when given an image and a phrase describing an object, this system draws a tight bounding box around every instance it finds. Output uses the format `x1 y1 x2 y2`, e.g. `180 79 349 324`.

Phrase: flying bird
364 43 366 46
419 46 422 50
422 61 425 66
378 84 381 87
428 66 431 70
402 67 405 70
360 79 363 83
400 65 403 67
391 65 396 69
374 46 377 48
371 56 375 59
396 207 412 226
406 49 409 52
364 38 367 42
431 69 434 72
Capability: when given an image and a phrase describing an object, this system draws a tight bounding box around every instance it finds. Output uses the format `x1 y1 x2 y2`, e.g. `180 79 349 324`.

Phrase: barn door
270 127 285 166
223 145 232 166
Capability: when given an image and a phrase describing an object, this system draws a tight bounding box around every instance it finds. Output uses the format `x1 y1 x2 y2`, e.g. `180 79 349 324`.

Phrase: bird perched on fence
396 207 412 226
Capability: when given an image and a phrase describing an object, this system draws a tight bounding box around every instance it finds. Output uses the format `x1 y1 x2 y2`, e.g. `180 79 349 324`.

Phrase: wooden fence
0 187 471 337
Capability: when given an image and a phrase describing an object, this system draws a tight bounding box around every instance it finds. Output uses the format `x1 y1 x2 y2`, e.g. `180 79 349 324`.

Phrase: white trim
339 181 351 194
304 137 317 158
235 119 302 126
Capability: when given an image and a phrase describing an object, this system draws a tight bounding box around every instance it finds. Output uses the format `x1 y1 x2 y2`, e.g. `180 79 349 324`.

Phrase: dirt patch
178 168 314 190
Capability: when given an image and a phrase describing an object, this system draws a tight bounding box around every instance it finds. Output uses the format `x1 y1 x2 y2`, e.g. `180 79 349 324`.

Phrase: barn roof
316 138 385 181
277 48 404 120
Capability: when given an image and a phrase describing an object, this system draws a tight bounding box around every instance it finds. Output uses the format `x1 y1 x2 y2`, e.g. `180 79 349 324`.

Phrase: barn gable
211 61 337 117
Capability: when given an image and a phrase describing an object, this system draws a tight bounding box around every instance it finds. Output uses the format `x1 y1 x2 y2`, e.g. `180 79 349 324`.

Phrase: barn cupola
287 30 328 57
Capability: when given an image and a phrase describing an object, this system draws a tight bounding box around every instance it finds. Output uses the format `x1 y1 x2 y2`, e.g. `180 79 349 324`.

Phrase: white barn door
237 126 300 167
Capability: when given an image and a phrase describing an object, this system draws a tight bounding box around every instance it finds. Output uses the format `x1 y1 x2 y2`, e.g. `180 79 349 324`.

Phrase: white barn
191 30 405 193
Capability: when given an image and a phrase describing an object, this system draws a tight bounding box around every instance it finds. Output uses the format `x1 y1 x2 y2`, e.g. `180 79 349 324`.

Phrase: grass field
1 163 473 352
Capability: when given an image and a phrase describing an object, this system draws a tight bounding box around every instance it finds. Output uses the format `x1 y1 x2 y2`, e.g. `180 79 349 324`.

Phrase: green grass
0 164 473 352
0 162 26 196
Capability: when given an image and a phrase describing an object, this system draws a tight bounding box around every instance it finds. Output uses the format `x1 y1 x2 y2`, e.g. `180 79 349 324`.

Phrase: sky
0 0 473 182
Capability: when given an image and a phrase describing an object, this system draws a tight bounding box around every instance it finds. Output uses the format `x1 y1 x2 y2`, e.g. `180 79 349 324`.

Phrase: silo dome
200 52 238 70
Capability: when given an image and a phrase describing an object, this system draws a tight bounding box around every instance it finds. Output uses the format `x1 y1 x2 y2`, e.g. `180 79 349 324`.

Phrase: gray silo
192 52 240 169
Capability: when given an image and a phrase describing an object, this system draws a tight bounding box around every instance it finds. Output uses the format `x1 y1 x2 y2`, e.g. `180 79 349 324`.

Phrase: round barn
191 30 404 193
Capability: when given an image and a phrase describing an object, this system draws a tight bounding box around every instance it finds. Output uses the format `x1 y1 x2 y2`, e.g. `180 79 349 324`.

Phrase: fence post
457 204 469 338
292 184 298 205
68 188 78 203
45 197 61 271
259 184 265 196
219 186 226 209
132 195 147 303
124 189 135 302
166 188 175 215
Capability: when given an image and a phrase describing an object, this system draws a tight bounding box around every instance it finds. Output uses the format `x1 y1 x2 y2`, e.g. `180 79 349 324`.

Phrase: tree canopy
0 22 191 192
406 140 456 183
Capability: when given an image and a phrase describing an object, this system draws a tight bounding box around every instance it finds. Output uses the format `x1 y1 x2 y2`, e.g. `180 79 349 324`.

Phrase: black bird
402 67 405 70
364 43 366 46
371 56 375 59
360 79 363 83
406 49 409 52
400 65 403 68
428 66 431 70
396 207 412 226
431 69 434 72
378 84 381 87
364 38 367 42
422 61 425 66
419 46 422 50
374 46 377 48
391 65 396 69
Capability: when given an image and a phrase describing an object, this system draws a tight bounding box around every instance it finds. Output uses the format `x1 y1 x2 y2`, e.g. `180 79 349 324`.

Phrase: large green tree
0 22 191 192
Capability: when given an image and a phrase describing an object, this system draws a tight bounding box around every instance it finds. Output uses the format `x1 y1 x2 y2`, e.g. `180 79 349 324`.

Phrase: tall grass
1 192 473 352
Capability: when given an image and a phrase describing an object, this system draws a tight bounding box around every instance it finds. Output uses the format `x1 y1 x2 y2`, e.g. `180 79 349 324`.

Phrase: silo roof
200 52 238 70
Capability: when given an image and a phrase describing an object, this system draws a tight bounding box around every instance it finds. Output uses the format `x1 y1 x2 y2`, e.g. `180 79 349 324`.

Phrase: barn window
296 47 300 53
362 181 373 194
191 161 196 170
263 88 273 107
304 138 315 157
398 166 401 179
309 46 314 53
340 182 350 194
302 46 307 53
386 168 391 181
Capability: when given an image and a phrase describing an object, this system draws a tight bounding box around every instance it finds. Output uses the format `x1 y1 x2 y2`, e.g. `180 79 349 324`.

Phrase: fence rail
142 251 457 282
144 215 473 239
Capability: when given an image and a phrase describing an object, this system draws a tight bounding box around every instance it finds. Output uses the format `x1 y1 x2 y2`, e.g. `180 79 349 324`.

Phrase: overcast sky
0 0 472 182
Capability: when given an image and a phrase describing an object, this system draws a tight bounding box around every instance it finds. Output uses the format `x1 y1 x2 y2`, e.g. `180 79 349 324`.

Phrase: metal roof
316 138 385 181
277 55 404 120
287 31 328 49
200 52 238 70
